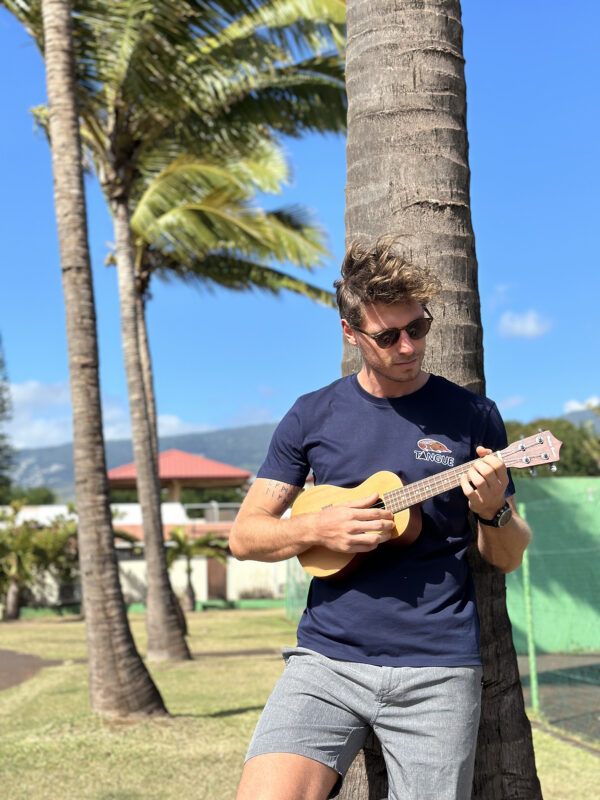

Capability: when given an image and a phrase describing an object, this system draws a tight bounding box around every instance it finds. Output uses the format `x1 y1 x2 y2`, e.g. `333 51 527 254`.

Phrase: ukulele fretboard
382 460 480 511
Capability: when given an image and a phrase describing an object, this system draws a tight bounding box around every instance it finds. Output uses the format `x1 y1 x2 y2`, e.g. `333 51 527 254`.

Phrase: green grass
1 610 598 799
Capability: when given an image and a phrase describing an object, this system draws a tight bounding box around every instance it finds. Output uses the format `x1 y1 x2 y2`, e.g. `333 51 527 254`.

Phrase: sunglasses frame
353 307 433 349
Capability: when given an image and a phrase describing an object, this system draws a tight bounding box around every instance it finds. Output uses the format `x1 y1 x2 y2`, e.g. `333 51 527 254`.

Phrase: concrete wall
117 552 287 604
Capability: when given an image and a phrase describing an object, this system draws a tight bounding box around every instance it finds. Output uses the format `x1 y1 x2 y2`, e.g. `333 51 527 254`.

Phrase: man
230 238 531 800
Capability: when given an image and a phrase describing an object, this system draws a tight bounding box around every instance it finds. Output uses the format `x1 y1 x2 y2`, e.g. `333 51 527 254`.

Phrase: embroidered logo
414 438 455 466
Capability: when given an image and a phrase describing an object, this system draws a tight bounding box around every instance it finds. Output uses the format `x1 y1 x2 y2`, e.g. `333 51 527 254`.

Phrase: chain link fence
285 477 600 746
508 477 600 746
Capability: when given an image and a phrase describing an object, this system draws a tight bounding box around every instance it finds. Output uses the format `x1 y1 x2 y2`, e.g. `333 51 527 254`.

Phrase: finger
349 517 396 534
466 466 487 490
344 493 394 519
344 492 381 509
475 458 508 492
347 530 394 551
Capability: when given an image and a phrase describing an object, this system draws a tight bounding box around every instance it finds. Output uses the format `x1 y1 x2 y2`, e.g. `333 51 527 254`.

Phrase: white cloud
498 310 552 339
6 381 73 449
489 283 512 310
101 397 132 441
5 380 213 449
10 380 71 410
498 395 527 413
563 396 600 414
157 414 213 437
229 404 278 427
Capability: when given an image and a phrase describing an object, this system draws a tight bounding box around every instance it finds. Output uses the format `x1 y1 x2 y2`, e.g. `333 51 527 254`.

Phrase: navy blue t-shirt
257 374 515 667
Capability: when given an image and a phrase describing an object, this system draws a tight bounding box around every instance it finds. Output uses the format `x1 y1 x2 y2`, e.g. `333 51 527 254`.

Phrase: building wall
3 502 288 607
117 553 287 604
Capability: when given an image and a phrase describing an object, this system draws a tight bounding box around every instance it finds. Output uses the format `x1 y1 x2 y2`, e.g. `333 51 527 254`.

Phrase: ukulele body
292 471 422 579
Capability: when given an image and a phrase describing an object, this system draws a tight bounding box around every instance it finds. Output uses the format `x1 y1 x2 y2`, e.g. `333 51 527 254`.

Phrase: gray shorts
246 647 482 800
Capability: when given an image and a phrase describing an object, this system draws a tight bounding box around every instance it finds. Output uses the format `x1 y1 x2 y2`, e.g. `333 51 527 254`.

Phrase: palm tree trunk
136 291 159 467
6 576 20 620
111 195 190 662
40 0 165 716
341 1 541 797
183 559 196 612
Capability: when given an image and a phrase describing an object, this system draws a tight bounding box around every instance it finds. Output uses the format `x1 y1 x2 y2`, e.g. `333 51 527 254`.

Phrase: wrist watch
474 502 512 528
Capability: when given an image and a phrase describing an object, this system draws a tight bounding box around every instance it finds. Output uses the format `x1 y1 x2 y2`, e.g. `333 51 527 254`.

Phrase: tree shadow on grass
98 793 145 800
174 705 264 719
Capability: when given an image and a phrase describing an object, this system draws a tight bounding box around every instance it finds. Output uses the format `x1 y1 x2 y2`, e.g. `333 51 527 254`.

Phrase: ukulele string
371 433 552 512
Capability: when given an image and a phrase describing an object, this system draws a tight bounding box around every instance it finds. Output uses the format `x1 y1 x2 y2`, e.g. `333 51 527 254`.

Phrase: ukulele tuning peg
549 465 558 473
529 468 538 477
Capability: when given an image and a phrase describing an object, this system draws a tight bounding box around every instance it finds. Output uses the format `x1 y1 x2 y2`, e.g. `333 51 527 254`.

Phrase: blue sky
1 1 598 451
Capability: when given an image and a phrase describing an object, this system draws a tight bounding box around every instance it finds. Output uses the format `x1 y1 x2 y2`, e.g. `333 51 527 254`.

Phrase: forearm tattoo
265 480 297 506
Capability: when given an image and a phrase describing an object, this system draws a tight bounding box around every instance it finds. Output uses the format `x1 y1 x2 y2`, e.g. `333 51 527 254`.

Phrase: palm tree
125 139 336 459
0 504 38 619
0 335 13 505
340 1 541 798
166 527 228 612
30 0 166 716
0 503 76 618
9 0 346 662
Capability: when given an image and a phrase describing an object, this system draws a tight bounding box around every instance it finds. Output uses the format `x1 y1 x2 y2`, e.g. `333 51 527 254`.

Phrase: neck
357 368 430 398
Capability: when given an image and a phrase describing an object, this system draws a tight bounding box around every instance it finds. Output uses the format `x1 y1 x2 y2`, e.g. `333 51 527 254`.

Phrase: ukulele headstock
501 430 562 471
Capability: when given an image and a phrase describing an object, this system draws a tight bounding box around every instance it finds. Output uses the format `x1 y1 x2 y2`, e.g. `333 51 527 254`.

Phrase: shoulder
291 375 355 414
429 375 498 415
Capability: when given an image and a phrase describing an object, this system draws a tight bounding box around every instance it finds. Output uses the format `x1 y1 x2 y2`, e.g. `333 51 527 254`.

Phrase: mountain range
11 409 600 502
12 423 278 502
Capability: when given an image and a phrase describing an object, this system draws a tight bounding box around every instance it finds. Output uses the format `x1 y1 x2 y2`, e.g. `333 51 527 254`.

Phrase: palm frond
155 252 335 307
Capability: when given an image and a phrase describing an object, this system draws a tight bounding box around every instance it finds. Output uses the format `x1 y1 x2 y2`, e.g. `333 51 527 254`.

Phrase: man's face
341 301 429 395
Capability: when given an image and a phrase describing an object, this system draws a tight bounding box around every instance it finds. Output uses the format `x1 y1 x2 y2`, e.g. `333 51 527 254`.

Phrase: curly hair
334 236 441 327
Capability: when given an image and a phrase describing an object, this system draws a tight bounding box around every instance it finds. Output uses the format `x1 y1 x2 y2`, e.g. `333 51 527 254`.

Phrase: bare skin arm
229 477 395 563
460 446 532 574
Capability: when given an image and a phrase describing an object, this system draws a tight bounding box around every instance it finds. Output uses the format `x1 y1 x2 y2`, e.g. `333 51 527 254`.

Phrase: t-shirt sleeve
480 402 516 498
256 401 310 487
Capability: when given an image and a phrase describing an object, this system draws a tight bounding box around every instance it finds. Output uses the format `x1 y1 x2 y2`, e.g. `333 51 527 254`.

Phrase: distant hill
12 408 600 501
12 423 278 501
563 408 600 434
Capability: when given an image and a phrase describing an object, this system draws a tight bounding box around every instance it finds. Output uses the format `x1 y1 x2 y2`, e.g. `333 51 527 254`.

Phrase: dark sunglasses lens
375 329 401 348
375 318 431 348
405 318 432 340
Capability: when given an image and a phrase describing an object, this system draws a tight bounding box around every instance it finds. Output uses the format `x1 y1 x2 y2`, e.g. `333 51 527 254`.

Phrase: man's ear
341 318 358 346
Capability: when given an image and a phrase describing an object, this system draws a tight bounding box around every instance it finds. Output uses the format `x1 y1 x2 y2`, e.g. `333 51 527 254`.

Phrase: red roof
108 449 251 483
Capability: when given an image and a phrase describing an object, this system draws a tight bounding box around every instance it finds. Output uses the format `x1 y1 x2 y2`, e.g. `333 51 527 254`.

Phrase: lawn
1 609 598 799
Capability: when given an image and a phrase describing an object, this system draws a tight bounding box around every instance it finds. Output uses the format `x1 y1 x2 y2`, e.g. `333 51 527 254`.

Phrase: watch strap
474 502 511 527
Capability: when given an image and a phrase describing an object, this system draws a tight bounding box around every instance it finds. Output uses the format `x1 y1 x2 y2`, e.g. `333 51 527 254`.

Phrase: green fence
285 557 311 622
507 477 600 745
286 477 600 745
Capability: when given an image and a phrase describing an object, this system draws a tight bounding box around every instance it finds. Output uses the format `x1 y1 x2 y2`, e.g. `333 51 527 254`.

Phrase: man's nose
396 330 416 352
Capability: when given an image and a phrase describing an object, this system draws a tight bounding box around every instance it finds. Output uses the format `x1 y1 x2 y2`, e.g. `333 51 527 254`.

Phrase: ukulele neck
382 457 492 512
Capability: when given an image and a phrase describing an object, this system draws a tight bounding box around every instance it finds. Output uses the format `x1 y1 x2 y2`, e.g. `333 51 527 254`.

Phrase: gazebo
107 448 252 502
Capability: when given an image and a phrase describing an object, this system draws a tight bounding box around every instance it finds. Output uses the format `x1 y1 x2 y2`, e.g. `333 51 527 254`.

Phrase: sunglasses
353 308 433 349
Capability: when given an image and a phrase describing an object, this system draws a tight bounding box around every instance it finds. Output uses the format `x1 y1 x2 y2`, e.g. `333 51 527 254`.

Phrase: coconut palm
340 1 541 798
0 504 76 618
120 138 336 460
166 527 228 612
0 505 38 619
20 0 166 715
6 0 346 662
0 336 13 505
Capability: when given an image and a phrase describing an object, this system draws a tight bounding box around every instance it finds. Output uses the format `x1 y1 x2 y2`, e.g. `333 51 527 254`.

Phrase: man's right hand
312 492 395 553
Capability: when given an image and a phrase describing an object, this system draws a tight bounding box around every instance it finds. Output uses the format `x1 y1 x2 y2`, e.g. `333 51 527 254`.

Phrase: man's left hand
459 446 509 520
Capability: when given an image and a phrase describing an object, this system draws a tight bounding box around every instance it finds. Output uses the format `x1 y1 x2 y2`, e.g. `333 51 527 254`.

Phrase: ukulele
291 430 562 580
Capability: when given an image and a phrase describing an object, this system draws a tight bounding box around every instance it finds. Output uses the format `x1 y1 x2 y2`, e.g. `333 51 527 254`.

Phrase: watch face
497 506 513 527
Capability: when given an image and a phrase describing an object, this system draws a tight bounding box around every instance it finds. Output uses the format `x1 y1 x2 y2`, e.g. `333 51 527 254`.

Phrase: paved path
0 647 279 692
0 649 64 691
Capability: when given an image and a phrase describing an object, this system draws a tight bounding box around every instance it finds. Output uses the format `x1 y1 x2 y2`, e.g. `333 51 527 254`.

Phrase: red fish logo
417 438 452 453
